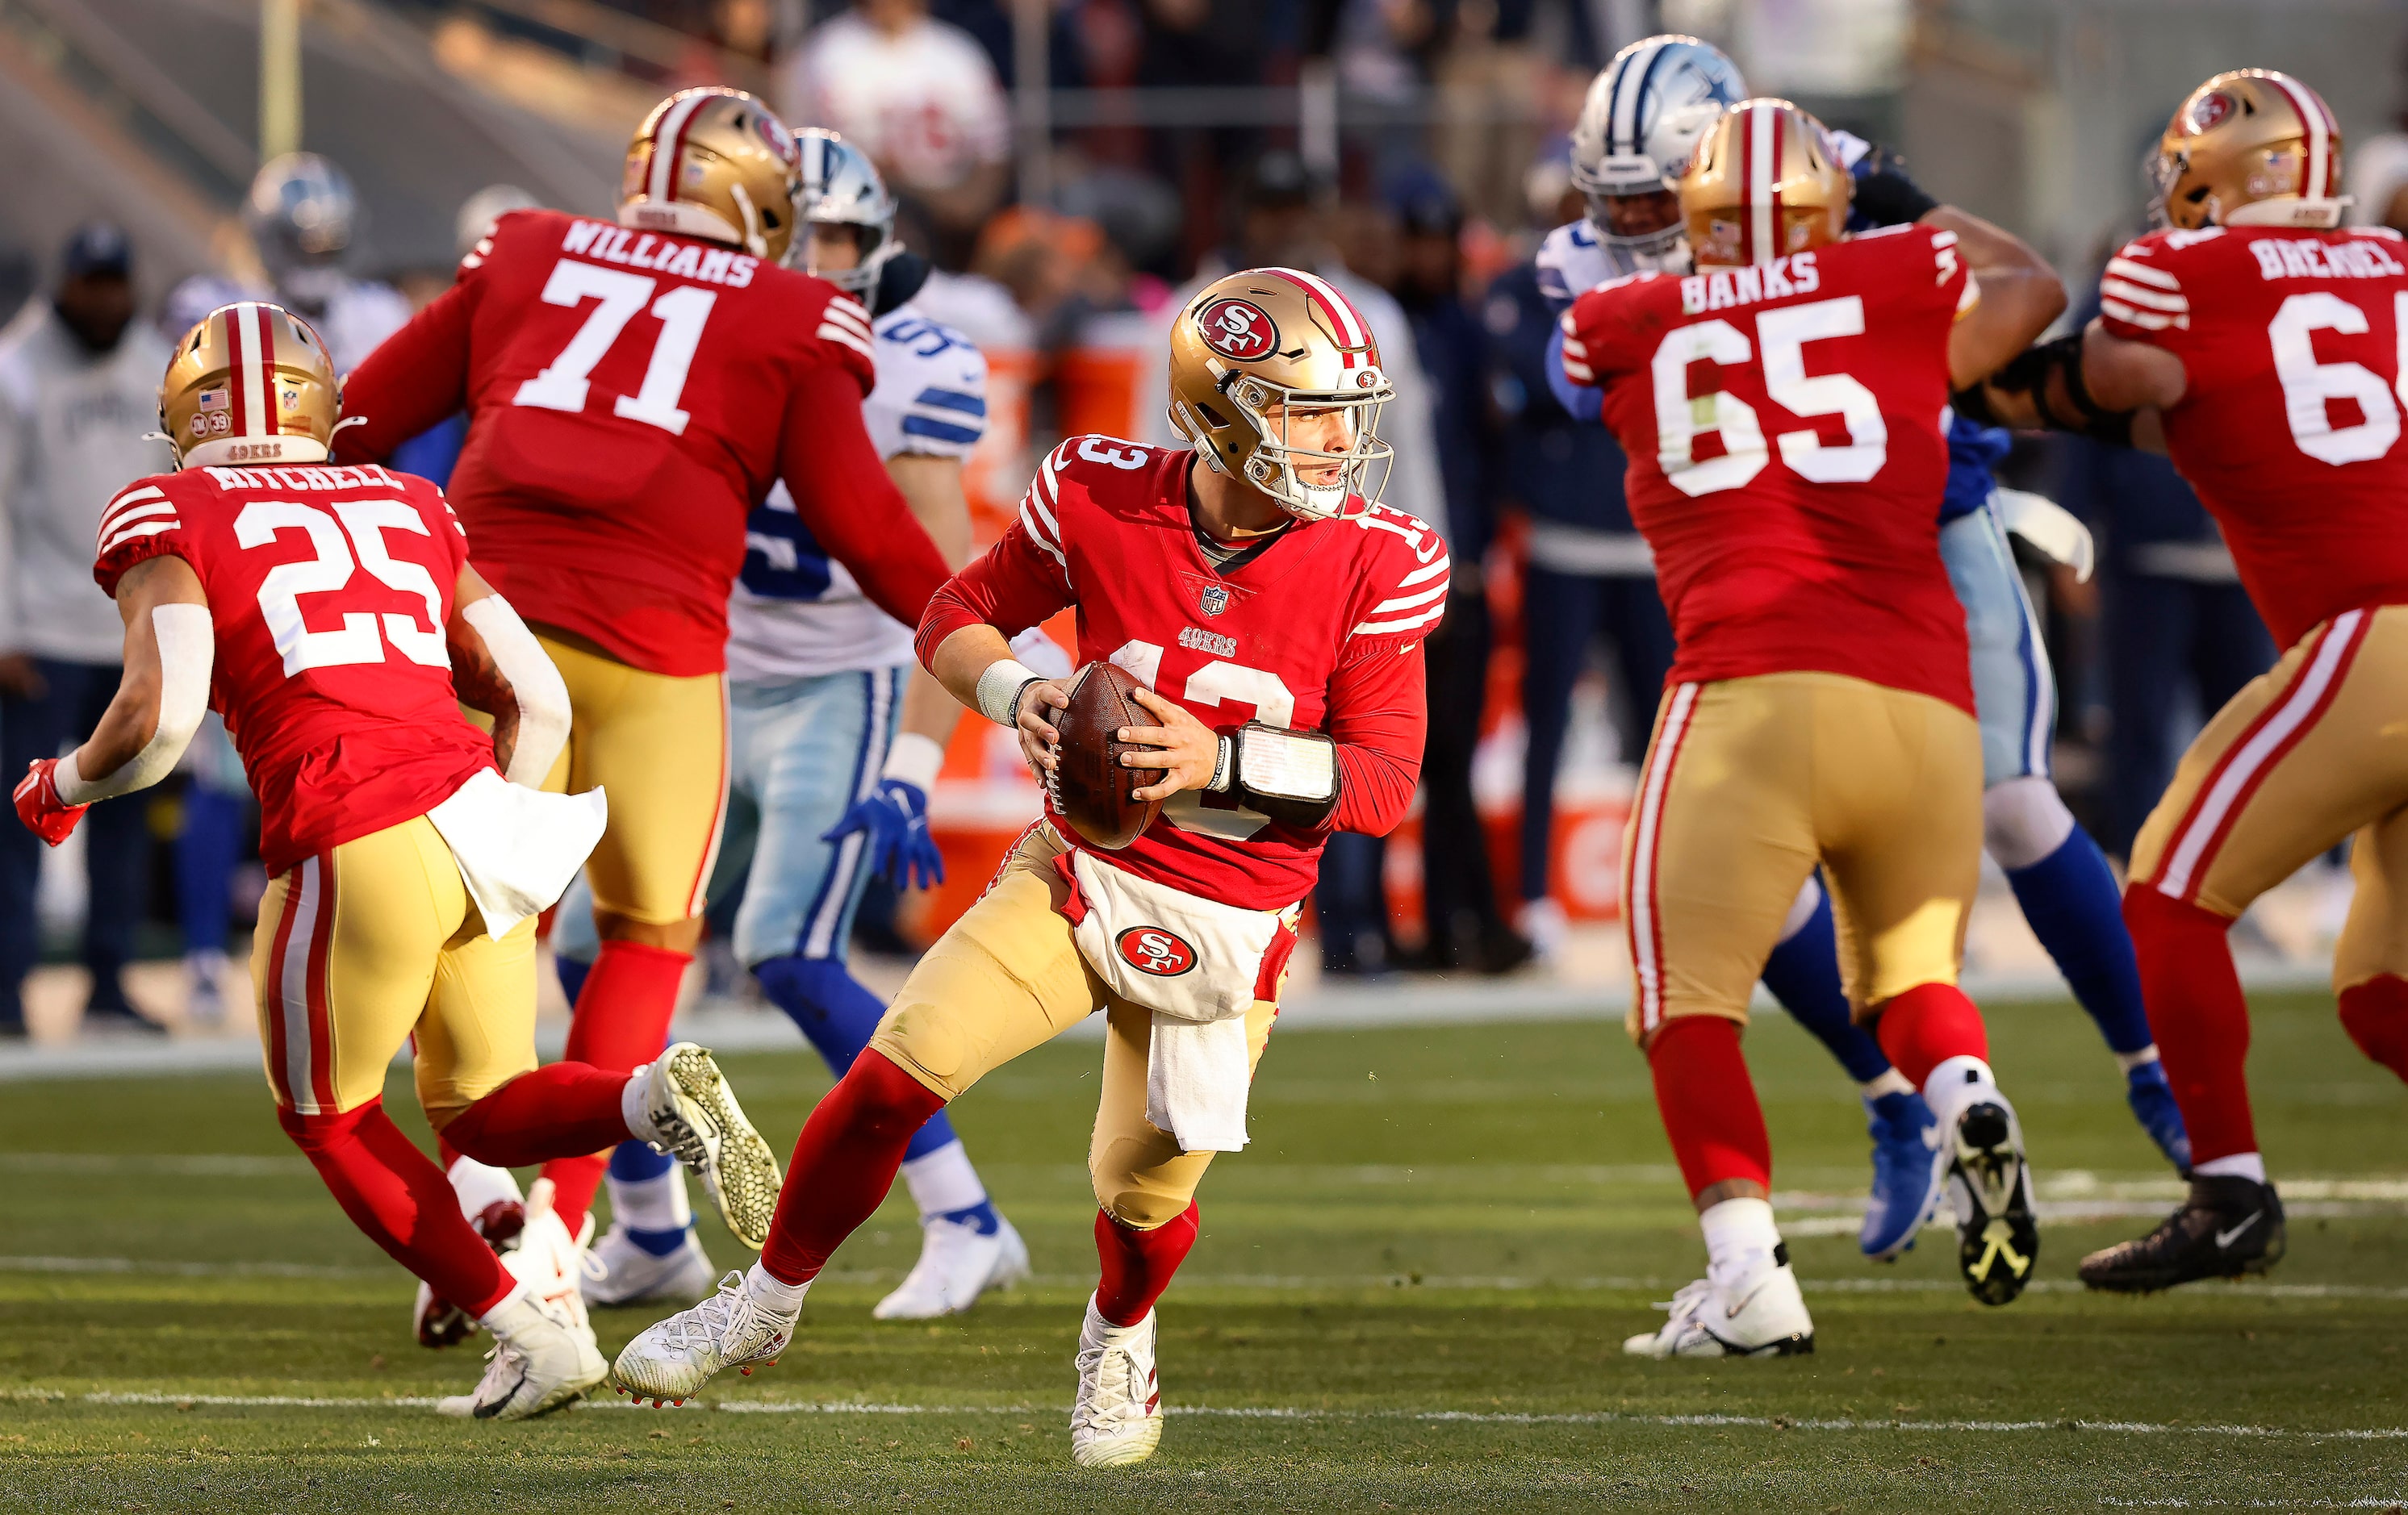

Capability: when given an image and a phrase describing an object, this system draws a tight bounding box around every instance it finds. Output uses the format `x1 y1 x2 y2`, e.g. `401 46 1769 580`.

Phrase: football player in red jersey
610 268 1439 1463
1560 99 2068 1350
332 88 951 1243
10 303 787 1419
1962 70 2408 1292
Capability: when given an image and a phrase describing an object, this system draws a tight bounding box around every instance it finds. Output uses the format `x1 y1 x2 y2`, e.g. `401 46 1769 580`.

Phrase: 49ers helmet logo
1196 298 1279 361
2184 90 2237 134
1115 926 1198 977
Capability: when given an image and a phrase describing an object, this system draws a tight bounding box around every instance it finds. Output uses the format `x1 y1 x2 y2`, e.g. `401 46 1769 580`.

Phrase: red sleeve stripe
821 297 873 336
1367 580 1448 616
98 519 179 558
2101 297 2188 332
1349 597 1448 636
2100 277 2188 315
1398 553 1451 589
97 486 168 543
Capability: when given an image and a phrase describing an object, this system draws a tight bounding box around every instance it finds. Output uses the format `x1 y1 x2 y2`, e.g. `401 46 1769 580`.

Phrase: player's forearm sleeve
331 285 474 464
1546 324 1606 426
462 594 569 787
778 365 951 628
55 603 213 804
913 525 1075 673
1324 638 1429 836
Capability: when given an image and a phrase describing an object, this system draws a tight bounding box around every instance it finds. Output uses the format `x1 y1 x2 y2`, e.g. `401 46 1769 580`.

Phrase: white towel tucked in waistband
424 769 608 940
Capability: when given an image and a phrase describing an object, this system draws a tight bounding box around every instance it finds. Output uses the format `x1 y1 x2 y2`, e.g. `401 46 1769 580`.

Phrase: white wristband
881 732 946 793
974 657 1042 728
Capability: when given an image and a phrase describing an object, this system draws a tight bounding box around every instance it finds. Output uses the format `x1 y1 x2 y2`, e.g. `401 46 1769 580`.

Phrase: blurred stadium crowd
2 0 2404 1038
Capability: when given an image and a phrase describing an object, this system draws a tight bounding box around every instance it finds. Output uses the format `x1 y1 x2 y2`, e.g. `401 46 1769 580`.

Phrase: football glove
823 778 944 891
15 758 88 847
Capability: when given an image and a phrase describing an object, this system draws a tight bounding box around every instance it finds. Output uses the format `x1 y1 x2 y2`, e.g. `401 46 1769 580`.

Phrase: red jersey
92 463 495 877
917 438 1439 911
2097 224 2408 647
332 209 949 677
1562 224 1976 711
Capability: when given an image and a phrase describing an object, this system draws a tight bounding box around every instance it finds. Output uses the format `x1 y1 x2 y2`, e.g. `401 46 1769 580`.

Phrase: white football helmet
789 128 901 298
1570 35 1749 269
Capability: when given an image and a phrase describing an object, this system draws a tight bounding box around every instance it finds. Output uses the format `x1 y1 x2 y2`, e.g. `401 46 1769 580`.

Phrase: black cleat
1948 1100 2039 1306
2080 1175 2285 1293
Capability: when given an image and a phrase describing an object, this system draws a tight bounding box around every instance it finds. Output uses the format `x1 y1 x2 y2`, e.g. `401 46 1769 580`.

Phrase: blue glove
824 777 945 891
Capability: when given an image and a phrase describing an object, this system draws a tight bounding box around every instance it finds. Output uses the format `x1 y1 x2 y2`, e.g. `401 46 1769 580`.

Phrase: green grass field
2 991 2405 1512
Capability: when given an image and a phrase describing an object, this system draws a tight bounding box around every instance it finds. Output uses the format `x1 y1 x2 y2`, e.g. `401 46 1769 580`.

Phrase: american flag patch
197 388 228 412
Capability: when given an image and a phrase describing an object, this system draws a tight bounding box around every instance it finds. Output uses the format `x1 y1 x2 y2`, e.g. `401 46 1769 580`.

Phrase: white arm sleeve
462 595 570 789
54 603 214 804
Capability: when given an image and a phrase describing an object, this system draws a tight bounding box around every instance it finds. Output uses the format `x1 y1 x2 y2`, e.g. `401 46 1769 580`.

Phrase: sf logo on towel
1116 926 1198 977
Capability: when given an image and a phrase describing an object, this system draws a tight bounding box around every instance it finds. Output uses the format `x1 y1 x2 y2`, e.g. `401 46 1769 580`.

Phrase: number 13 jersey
334 209 948 678
92 463 495 877
1561 223 1975 712
916 438 1443 911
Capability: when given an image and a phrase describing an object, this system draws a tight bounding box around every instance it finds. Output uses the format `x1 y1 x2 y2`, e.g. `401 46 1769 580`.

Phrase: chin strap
1954 333 2134 447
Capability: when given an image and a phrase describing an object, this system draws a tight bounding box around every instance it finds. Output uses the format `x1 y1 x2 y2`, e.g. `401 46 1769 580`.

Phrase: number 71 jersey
1562 223 1975 712
92 463 497 878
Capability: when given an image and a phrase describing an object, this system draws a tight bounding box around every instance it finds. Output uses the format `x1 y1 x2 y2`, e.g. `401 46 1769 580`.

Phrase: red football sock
2125 884 2256 1164
1646 1016 1772 1200
2339 974 2408 1086
759 1050 947 1286
441 1064 633 1168
280 1100 515 1319
1093 1202 1199 1326
539 940 691 1231
1874 982 1991 1087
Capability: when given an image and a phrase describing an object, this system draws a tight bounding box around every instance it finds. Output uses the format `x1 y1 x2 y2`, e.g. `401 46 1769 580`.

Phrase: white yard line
6 1389 2400 1441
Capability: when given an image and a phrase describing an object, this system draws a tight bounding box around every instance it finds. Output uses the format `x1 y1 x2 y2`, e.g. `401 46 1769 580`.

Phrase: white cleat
628 1044 784 1250
1070 1297 1163 1468
610 1271 796 1406
583 1224 718 1308
414 1158 526 1349
436 1290 608 1421
1623 1257 1816 1359
873 1214 1031 1320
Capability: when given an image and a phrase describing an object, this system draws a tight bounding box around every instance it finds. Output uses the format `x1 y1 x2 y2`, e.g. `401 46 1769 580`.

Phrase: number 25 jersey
333 209 949 678
915 438 1443 912
1561 224 1975 712
2098 224 2408 648
91 463 495 877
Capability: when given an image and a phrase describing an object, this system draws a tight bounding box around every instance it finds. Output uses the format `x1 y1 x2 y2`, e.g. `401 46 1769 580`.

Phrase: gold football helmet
619 87 802 262
1165 268 1394 523
1679 98 1852 268
2151 69 2346 230
159 302 339 470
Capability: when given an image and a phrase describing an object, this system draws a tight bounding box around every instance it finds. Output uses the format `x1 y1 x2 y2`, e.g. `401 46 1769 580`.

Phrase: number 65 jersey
1561 224 1975 712
333 208 949 678
92 463 496 878
914 437 1444 912
2098 224 2408 648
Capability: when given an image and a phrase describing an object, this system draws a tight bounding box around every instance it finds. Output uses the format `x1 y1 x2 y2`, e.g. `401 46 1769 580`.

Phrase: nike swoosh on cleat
474 1367 529 1419
2214 1211 2262 1250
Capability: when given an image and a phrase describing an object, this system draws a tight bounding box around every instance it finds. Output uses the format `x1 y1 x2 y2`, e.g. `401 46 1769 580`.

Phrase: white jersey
161 273 411 372
725 298 988 682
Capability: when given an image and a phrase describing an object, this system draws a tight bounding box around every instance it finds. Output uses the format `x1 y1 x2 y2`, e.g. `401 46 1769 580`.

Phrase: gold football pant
867 824 1281 1229
252 816 538 1120
536 632 730 926
2130 605 2408 991
1621 672 1984 1042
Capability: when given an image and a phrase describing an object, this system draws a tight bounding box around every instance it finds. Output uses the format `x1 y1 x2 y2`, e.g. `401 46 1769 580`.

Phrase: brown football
1049 661 1164 850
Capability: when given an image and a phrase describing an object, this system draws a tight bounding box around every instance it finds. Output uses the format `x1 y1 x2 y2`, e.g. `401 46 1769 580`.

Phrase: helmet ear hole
1194 401 1230 430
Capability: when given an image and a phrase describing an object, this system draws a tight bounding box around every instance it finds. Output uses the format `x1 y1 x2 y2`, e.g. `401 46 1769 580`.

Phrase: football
1048 660 1164 849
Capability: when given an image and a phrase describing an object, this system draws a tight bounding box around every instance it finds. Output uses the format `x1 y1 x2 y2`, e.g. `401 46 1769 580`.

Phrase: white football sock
445 1155 523 1219
745 1262 810 1315
2115 1045 2162 1074
1922 1054 2000 1130
899 1140 988 1220
2195 1152 2268 1184
608 1165 692 1236
1699 1196 1783 1293
478 1283 538 1333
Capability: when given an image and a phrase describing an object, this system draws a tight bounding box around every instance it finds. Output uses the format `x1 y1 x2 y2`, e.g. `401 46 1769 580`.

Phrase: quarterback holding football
610 267 1444 1467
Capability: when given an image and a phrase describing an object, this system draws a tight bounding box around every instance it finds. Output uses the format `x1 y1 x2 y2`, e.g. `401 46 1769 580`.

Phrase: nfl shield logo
1200 584 1230 617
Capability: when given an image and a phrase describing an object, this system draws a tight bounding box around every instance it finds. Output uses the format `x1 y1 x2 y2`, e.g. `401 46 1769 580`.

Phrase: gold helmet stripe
1261 268 1371 369
647 90 712 207
2264 71 2337 201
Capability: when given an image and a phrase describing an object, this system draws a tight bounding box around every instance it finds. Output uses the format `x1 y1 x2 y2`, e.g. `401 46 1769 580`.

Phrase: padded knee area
2339 975 2408 1083
1091 1142 1198 1232
1983 776 2076 871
